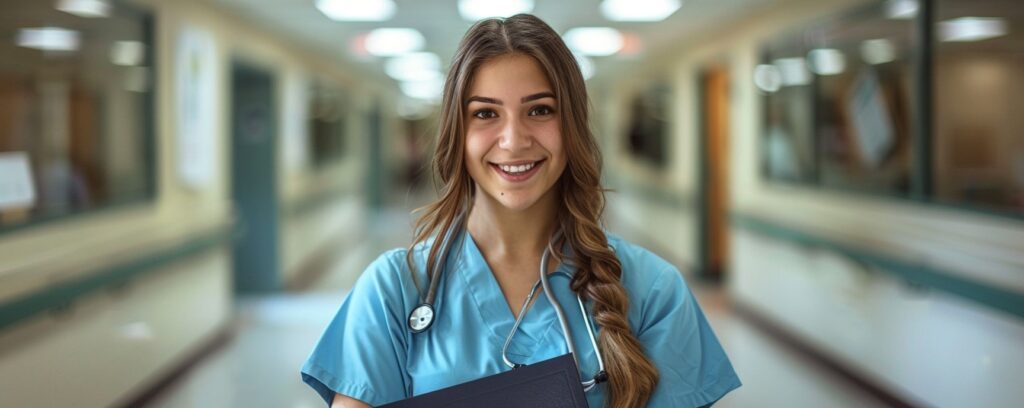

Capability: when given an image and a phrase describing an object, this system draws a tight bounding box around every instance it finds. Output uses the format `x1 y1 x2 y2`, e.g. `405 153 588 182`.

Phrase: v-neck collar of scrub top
458 231 574 359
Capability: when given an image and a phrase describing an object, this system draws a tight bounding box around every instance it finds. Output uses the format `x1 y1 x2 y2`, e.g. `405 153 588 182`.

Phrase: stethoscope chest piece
408 303 435 333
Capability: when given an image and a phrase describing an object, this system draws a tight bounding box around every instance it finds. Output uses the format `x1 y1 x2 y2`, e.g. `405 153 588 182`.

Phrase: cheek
536 124 564 159
464 132 492 169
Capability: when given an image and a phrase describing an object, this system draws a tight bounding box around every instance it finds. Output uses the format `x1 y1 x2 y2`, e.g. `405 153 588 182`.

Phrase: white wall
599 0 1024 406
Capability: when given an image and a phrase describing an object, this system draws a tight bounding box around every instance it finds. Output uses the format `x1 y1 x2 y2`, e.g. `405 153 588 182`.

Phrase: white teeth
499 162 536 174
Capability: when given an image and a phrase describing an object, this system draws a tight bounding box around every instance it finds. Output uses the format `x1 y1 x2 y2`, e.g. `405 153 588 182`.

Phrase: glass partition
933 0 1024 212
758 0 1023 217
0 0 154 231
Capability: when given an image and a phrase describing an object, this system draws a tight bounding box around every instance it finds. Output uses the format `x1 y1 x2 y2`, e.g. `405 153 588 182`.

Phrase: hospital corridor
1 0 1022 407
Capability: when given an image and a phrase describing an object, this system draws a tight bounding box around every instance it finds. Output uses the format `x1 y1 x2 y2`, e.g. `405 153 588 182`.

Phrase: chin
490 191 542 212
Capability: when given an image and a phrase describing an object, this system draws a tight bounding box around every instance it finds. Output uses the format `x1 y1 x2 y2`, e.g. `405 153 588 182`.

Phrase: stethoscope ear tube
408 212 466 334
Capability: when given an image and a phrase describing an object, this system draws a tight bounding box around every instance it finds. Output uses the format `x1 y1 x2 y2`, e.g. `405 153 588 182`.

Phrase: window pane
625 81 671 168
308 82 347 167
811 7 915 195
761 39 816 182
934 0 1024 213
760 3 916 194
0 1 152 229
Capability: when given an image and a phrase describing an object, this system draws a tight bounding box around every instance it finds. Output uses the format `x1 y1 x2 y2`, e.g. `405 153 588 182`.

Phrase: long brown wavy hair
406 14 658 407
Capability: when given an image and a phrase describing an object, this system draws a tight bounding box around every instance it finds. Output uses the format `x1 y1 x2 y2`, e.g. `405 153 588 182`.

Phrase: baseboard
732 302 922 408
112 322 237 408
286 230 356 292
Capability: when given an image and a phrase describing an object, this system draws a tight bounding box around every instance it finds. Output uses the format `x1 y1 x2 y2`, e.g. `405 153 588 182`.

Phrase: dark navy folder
380 353 589 408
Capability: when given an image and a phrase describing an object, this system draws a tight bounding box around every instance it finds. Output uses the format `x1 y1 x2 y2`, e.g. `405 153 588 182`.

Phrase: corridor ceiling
209 0 780 88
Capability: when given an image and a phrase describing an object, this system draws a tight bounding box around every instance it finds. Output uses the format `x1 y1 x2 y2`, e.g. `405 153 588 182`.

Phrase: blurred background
0 0 1021 407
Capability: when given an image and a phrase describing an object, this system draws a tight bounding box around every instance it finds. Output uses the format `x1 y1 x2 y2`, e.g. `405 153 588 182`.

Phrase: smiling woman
301 14 740 408
464 54 566 212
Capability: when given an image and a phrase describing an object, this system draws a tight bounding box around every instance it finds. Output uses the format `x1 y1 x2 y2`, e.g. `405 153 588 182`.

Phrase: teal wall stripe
0 226 234 332
283 184 357 219
603 174 694 210
732 213 1024 321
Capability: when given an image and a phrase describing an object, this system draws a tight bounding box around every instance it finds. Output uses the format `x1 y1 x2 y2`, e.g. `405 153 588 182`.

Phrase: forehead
468 54 552 99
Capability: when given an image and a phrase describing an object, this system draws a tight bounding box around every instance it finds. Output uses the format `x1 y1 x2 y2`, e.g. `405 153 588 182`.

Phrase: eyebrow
465 92 556 106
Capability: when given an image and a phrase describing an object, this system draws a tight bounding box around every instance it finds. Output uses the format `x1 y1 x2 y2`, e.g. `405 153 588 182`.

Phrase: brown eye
473 109 498 119
528 105 554 116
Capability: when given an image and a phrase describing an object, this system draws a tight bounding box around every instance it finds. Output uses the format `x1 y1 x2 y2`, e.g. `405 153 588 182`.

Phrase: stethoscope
407 226 609 392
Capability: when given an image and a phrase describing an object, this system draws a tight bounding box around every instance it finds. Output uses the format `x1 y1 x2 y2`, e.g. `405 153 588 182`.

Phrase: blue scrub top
301 232 740 407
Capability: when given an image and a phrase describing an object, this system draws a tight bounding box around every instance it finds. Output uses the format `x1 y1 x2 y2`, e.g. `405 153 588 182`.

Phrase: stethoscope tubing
409 225 608 392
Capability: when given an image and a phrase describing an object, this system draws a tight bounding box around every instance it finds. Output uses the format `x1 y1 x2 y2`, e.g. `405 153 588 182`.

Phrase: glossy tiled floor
149 204 891 408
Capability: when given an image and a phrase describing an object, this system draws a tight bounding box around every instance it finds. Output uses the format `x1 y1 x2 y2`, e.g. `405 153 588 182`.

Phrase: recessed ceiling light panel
385 52 443 82
365 28 425 56
807 48 846 76
573 52 595 80
56 0 110 18
860 39 896 65
316 0 396 22
401 77 443 101
458 0 534 21
111 41 145 66
563 28 624 57
601 0 681 22
773 57 810 86
940 17 1008 42
17 27 80 52
753 64 781 93
885 0 918 20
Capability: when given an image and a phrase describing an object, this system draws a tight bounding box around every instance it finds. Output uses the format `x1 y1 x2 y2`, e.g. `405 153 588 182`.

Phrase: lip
491 159 542 166
489 159 545 183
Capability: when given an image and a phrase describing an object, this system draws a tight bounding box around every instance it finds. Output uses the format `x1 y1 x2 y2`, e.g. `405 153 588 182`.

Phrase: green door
230 63 280 293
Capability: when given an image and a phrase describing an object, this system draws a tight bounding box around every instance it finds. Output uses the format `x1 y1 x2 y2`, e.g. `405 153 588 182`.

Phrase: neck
467 189 559 260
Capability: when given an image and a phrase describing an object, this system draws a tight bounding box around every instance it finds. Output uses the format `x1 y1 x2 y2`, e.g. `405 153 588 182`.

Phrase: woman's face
463 54 566 212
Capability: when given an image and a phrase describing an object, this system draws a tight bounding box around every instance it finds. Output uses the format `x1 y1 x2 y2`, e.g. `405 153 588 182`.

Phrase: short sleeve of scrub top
300 233 741 407
300 249 417 405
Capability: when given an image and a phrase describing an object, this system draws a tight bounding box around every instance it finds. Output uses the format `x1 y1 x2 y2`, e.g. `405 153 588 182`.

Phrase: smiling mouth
490 159 545 181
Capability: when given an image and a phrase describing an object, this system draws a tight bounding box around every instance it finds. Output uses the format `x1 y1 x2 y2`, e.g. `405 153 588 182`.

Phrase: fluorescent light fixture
885 0 918 20
860 39 895 65
400 78 443 101
385 52 443 82
940 17 1008 42
316 0 395 22
56 0 110 18
753 64 781 93
458 0 534 21
574 53 595 80
564 28 623 57
397 97 434 119
807 48 845 76
601 0 681 22
110 41 145 66
365 28 425 56
17 27 80 52
773 57 810 86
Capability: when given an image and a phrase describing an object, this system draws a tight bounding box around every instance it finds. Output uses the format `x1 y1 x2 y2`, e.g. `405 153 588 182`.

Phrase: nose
497 116 533 152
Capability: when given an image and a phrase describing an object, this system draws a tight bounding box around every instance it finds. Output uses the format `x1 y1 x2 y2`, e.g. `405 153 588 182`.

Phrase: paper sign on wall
847 69 895 168
175 26 217 190
0 152 36 210
282 69 310 171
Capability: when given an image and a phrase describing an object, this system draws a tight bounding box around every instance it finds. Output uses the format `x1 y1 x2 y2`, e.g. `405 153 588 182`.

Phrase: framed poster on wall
175 25 217 190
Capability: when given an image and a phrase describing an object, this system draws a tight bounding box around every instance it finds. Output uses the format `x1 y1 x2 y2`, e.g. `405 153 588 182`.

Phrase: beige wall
0 0 396 405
